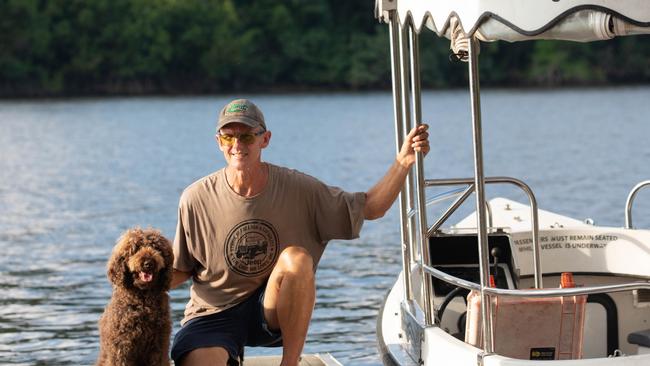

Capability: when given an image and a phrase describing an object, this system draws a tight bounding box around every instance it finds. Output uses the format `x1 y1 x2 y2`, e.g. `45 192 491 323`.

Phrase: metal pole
625 180 650 229
398 21 417 267
389 12 412 302
525 188 542 288
468 37 494 353
408 24 435 325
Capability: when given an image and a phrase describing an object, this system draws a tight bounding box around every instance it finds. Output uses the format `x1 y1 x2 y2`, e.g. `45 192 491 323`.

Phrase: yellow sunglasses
218 130 265 146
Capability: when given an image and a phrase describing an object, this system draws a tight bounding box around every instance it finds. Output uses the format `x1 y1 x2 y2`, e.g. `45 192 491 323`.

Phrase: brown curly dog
96 228 174 366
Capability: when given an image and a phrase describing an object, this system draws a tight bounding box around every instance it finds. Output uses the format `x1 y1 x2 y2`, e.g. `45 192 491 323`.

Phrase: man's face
216 123 270 170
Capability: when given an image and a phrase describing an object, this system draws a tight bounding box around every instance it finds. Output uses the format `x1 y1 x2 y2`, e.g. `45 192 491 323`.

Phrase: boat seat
465 292 587 360
628 329 650 353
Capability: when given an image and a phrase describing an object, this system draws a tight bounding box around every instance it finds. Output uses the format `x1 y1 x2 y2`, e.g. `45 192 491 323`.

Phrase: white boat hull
377 198 650 366
379 273 650 365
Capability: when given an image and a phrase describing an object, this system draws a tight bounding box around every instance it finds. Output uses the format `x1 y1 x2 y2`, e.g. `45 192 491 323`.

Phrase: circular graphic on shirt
224 219 279 277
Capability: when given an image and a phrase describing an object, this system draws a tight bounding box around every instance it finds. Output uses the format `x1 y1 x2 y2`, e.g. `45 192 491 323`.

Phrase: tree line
1 0 648 97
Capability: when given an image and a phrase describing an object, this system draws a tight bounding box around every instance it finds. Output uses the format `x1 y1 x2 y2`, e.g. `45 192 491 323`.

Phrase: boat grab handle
625 180 650 229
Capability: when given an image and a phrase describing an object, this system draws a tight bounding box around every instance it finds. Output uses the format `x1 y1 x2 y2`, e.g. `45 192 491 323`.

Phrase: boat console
429 232 516 295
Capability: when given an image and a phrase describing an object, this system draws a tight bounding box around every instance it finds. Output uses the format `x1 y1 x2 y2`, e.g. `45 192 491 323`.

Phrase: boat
374 1 650 365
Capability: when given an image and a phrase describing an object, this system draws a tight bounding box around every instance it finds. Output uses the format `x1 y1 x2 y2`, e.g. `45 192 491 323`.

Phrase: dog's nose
143 260 154 271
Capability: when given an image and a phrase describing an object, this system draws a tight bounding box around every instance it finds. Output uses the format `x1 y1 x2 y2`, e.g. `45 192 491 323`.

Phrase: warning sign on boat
513 233 618 252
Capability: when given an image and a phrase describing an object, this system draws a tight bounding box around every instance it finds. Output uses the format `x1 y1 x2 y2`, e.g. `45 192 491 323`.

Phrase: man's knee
277 246 314 277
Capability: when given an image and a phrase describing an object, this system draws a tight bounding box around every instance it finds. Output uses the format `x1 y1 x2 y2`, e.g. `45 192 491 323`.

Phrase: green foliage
0 0 648 96
527 41 597 85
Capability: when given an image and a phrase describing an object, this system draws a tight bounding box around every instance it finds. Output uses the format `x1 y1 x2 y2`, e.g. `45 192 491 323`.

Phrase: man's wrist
395 156 413 170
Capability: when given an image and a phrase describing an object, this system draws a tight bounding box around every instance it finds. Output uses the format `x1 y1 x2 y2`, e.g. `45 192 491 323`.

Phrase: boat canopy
375 0 650 43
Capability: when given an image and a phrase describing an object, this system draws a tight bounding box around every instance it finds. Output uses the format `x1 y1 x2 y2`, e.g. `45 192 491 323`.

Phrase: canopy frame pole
389 11 413 302
399 20 417 270
408 24 435 326
468 37 494 354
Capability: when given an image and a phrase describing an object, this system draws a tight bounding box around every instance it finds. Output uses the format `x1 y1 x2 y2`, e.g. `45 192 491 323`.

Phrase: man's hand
364 124 431 220
171 269 192 289
397 124 430 168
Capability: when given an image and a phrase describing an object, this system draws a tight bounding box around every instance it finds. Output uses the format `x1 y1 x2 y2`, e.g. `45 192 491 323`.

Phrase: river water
1 87 649 365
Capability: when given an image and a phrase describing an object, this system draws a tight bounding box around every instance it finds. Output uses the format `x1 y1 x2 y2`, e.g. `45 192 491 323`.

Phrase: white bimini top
375 0 650 42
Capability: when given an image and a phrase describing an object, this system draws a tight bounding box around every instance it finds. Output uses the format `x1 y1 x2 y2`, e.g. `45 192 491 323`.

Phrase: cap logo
226 103 248 114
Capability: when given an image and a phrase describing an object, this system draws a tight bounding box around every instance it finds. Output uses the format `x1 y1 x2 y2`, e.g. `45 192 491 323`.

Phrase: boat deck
243 354 342 366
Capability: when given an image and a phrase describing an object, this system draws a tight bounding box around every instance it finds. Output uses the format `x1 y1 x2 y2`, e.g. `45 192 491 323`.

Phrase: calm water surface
1 88 649 365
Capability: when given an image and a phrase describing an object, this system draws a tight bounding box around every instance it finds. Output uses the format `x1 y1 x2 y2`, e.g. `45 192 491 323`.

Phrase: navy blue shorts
171 285 282 365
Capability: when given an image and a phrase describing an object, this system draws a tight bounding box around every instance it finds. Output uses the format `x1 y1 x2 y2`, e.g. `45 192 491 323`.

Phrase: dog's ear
107 229 138 287
107 248 127 286
151 232 174 291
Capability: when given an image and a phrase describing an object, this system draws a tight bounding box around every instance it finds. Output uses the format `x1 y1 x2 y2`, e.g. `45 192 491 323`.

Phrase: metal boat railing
425 176 541 289
425 187 493 237
422 263 650 297
625 180 650 229
386 9 650 357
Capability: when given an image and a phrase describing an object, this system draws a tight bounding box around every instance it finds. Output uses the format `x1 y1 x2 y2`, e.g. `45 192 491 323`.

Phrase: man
171 98 429 366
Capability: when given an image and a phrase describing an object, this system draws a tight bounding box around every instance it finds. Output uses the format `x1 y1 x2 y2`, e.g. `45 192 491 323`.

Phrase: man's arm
171 269 192 289
364 124 429 220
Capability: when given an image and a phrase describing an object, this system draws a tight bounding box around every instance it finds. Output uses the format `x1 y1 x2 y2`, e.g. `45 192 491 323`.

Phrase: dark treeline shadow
1 0 648 97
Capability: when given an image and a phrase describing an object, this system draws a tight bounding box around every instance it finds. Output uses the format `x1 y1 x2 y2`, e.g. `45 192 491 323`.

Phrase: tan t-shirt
173 163 366 324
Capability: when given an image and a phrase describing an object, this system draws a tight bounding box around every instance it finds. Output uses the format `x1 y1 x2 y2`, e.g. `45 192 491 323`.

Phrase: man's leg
171 308 246 366
179 347 230 366
264 246 315 366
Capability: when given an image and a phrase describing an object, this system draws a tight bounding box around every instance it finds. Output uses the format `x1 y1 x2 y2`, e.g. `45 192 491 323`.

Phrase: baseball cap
217 99 266 131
